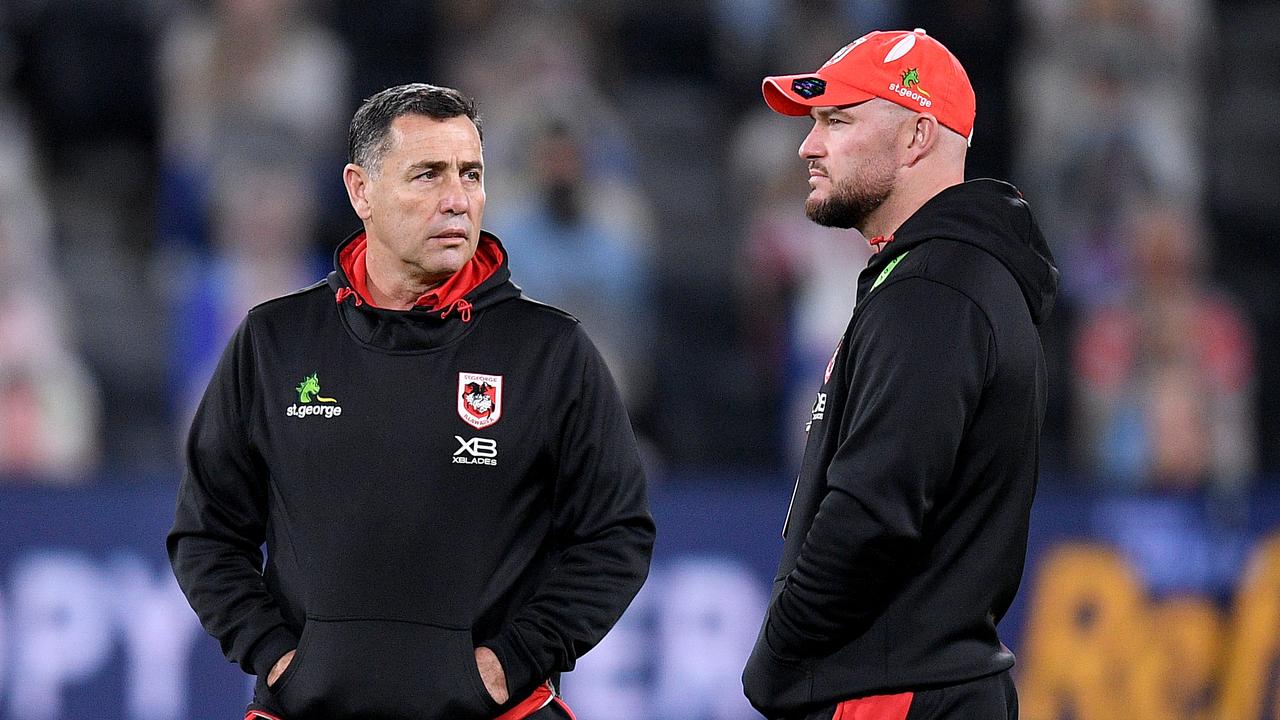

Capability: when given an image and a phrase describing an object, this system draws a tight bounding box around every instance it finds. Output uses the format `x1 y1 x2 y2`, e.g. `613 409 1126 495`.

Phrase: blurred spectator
7 0 164 475
158 0 350 252
446 9 654 408
447 9 640 190
1016 0 1208 307
1073 203 1255 491
0 98 100 480
157 0 350 422
486 119 654 406
168 155 321 419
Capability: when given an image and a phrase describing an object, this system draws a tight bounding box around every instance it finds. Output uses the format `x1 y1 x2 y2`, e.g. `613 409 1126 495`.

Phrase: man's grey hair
347 83 482 174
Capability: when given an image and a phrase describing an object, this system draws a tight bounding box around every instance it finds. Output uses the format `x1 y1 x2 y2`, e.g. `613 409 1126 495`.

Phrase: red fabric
494 681 556 720
244 711 284 720
833 691 914 720
336 232 502 313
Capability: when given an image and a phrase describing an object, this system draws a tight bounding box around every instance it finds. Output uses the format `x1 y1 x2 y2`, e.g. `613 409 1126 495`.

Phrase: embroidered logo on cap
900 68 930 97
791 77 827 99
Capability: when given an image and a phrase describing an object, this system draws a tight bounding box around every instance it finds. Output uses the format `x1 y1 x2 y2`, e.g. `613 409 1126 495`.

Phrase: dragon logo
900 68 930 97
457 372 503 429
295 373 337 404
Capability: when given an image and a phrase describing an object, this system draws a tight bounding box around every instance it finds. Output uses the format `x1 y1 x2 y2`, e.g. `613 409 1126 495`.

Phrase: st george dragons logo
458 372 503 429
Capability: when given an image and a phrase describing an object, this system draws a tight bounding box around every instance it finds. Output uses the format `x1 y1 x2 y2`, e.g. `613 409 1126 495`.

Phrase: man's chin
805 201 855 230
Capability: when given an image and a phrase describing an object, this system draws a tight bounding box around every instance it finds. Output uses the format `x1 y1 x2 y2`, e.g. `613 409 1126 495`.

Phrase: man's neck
863 175 964 242
364 246 443 311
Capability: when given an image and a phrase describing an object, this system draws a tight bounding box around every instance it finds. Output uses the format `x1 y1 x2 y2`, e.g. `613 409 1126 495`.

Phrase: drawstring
335 287 363 306
338 285 473 322
440 298 473 322
867 234 894 250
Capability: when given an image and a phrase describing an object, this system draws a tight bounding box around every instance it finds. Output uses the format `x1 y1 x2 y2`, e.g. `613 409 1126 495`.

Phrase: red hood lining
337 232 503 315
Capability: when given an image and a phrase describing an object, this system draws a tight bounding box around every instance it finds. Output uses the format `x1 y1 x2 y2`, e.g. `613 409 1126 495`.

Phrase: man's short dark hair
348 83 482 174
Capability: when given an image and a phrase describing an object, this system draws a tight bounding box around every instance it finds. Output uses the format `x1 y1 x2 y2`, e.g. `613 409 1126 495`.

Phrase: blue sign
0 478 1275 719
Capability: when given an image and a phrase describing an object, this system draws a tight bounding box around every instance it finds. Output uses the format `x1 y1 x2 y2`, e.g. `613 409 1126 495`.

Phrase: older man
169 83 654 720
742 30 1059 719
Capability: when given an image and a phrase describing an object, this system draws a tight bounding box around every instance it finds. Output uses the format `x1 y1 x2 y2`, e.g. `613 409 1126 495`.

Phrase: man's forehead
810 98 905 121
810 102 865 118
387 115 483 158
390 113 479 139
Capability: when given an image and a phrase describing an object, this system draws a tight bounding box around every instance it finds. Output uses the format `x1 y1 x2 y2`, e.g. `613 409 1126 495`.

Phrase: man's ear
343 163 373 220
903 113 941 167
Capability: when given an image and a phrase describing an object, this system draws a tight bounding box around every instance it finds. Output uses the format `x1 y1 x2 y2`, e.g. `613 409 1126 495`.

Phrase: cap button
913 28 927 34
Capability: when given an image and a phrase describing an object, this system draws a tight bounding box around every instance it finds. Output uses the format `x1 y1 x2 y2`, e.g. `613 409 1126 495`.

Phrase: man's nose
799 125 824 160
438 178 470 215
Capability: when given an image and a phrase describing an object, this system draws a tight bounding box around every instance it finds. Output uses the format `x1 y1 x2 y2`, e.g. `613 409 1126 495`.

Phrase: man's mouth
431 228 469 240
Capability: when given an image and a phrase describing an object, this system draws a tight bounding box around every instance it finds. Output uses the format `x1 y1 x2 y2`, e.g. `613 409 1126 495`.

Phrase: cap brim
762 73 876 116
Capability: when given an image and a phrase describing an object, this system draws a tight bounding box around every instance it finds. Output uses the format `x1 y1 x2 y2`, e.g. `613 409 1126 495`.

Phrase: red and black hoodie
741 180 1060 717
169 230 654 719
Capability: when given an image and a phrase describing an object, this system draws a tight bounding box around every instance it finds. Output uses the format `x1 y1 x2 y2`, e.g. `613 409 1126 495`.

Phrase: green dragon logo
900 68 930 97
295 373 337 404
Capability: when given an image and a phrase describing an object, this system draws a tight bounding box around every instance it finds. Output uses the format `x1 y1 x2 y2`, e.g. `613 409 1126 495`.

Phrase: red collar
336 233 502 319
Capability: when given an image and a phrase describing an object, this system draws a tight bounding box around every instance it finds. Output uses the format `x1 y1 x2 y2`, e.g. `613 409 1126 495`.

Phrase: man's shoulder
898 240 1022 311
240 279 334 334
490 295 582 331
246 279 333 318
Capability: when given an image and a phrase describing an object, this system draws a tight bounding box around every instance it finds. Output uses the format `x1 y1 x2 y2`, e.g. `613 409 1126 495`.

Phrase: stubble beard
804 160 896 234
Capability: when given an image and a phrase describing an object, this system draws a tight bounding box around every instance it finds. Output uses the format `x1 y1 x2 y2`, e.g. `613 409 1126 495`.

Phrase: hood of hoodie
327 229 523 351
860 179 1060 325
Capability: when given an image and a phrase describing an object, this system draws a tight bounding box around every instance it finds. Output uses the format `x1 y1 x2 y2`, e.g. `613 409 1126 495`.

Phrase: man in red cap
742 29 1059 719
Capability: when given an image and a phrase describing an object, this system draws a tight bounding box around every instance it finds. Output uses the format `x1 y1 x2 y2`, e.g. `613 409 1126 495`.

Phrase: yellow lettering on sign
1141 598 1224 720
1019 544 1152 720
1018 535 1280 719
1218 534 1280 720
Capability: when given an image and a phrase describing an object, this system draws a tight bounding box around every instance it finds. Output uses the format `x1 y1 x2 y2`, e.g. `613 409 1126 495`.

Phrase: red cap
762 29 976 144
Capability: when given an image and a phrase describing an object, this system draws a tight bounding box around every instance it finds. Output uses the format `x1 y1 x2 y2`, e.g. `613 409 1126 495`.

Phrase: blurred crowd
0 0 1276 493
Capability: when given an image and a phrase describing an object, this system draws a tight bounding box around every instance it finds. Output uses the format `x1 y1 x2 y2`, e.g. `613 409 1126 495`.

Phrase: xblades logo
287 372 343 418
454 436 498 466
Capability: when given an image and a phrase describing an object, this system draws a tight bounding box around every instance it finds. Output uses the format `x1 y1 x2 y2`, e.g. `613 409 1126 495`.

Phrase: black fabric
169 233 654 720
904 671 1017 720
743 180 1058 717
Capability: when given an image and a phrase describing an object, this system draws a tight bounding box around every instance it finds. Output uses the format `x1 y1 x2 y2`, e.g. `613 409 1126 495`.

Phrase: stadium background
0 0 1277 718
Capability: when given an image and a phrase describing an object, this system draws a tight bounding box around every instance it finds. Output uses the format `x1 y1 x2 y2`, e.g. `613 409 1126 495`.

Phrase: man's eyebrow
406 160 448 174
812 107 852 121
405 159 484 174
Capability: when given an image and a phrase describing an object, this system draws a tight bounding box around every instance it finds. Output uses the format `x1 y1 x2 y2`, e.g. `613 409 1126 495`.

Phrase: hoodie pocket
270 616 501 719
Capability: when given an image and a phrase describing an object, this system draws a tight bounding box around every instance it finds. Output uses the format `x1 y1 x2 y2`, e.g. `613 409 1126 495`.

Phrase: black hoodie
742 180 1060 716
169 231 655 719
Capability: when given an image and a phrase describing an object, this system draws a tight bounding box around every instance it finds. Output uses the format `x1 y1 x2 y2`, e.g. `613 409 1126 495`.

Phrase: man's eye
827 116 845 126
464 170 482 181
416 170 436 180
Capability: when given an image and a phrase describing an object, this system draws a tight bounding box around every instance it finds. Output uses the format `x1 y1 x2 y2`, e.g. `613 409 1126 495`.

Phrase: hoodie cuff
484 626 544 698
248 625 300 678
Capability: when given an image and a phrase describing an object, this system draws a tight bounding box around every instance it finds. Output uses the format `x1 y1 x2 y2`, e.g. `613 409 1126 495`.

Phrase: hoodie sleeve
484 323 655 696
167 317 299 678
764 277 993 657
